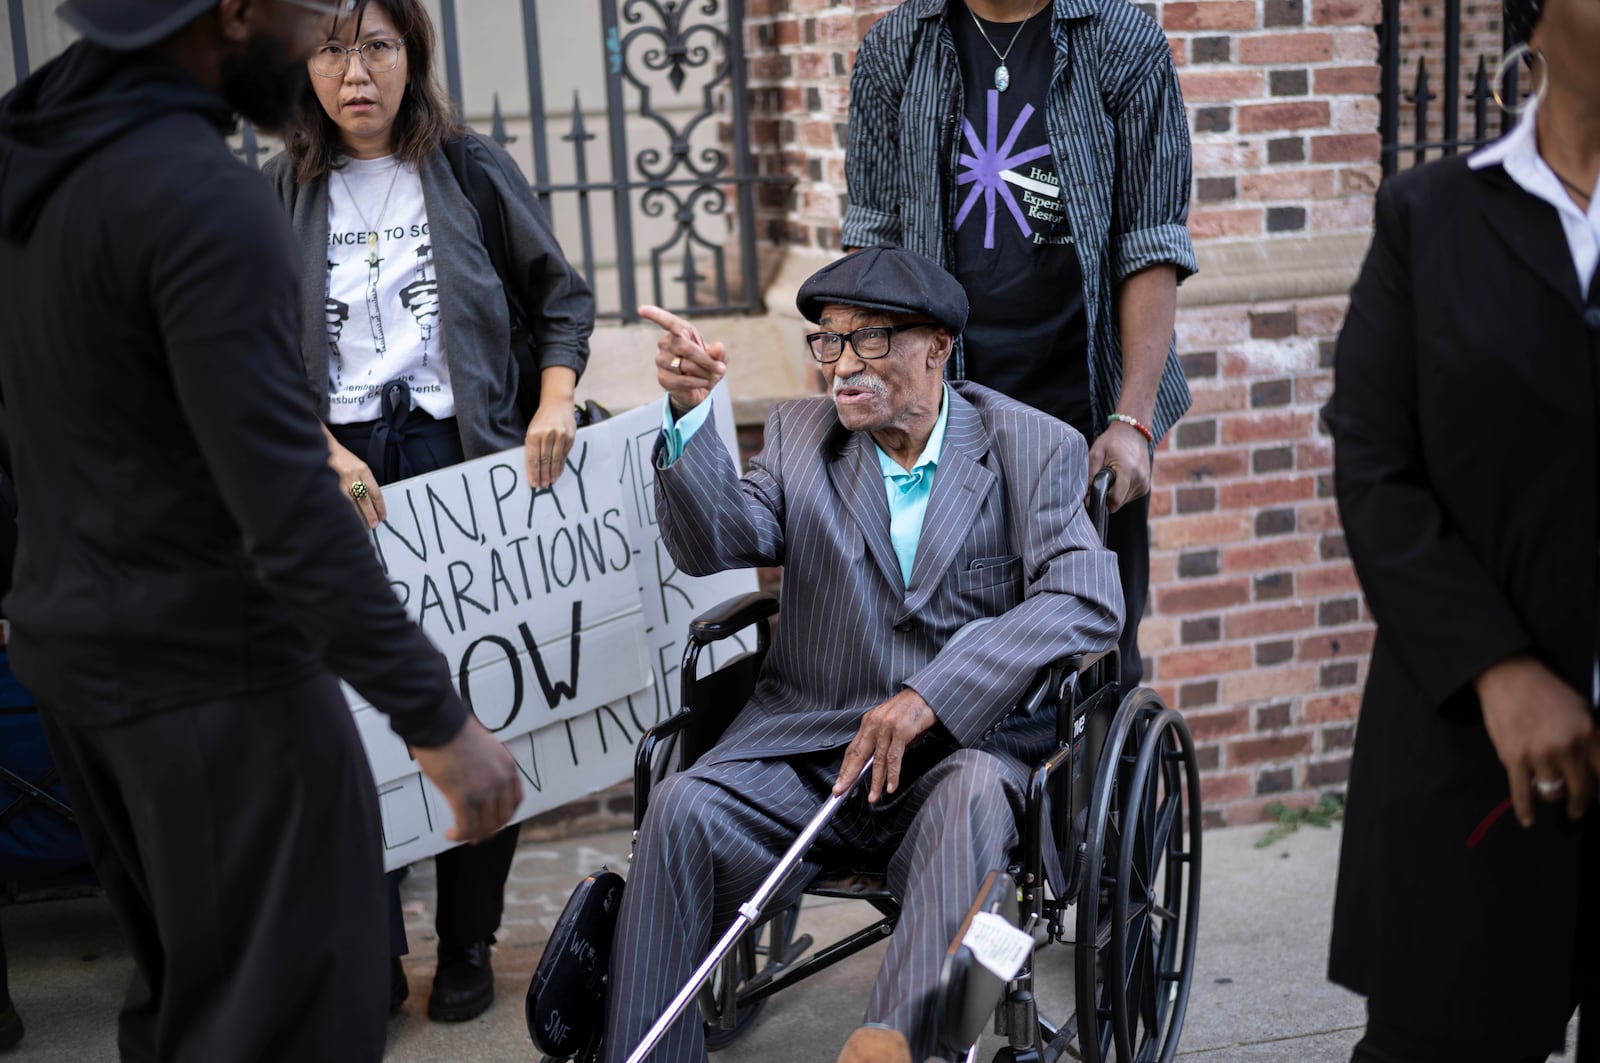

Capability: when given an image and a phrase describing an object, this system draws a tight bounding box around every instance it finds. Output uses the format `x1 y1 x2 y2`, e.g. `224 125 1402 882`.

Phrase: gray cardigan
263 132 594 459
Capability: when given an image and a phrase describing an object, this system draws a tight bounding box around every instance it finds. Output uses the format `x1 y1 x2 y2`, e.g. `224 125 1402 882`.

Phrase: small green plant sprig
1255 791 1346 849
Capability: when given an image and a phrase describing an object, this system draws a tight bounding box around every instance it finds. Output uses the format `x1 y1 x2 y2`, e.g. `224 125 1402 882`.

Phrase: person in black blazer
1324 0 1599 1058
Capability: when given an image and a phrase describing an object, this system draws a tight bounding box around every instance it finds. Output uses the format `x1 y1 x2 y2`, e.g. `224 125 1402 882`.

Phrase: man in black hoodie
0 1 524 1058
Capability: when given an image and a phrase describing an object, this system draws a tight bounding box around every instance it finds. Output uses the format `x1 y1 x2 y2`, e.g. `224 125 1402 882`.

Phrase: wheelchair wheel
700 902 801 1050
1075 688 1202 1063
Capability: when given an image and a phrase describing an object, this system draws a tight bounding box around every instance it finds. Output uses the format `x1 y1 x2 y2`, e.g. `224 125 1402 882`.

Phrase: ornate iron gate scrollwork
522 0 779 322
1 0 786 324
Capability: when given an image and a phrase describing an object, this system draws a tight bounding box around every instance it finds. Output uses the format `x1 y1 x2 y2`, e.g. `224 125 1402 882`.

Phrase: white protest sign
364 386 761 870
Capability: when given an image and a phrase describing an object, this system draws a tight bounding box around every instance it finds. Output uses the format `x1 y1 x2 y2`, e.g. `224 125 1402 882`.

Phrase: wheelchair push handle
1088 466 1115 546
623 756 875 1063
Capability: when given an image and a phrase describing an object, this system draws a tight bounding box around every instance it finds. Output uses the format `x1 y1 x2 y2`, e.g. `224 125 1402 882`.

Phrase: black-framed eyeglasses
805 322 939 364
283 0 358 17
310 37 407 77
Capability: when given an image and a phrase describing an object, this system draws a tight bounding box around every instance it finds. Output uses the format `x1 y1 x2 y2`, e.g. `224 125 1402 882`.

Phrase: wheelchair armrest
1061 647 1110 678
688 591 779 645
636 596 780 829
633 709 694 830
1017 647 1113 718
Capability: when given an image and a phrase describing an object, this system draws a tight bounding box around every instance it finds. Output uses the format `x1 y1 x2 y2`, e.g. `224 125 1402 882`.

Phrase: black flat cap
796 245 968 334
57 0 221 50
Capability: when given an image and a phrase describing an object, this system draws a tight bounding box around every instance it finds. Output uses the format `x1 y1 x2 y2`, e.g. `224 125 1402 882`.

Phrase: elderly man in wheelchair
529 247 1203 1063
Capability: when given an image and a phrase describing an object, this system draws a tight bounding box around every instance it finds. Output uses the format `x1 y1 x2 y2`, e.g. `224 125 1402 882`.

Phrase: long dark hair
285 0 461 184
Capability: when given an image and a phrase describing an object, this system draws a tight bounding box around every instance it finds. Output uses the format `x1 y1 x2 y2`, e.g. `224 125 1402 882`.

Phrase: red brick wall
746 0 901 249
1149 299 1367 826
740 0 1383 826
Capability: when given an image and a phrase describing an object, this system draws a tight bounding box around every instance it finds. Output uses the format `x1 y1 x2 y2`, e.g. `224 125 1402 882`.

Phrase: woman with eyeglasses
263 0 594 1026
1324 0 1599 1058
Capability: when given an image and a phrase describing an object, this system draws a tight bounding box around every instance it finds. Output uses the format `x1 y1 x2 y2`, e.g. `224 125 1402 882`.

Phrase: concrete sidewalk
3 819 1376 1062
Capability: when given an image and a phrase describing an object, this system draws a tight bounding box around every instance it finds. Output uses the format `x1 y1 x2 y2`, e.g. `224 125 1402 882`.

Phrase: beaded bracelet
1107 412 1154 444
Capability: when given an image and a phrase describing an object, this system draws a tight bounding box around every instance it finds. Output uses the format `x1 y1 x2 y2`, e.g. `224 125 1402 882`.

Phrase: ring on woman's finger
349 480 369 501
669 356 682 372
1534 777 1567 798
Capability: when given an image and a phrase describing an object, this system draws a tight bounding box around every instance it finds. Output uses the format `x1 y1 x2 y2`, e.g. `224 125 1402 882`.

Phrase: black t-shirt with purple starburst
950 4 1091 433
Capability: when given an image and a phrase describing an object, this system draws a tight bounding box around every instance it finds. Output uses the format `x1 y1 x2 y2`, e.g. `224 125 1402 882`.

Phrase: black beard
218 33 307 129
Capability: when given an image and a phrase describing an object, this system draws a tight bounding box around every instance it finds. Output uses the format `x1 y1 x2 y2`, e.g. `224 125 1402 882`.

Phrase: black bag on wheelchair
526 867 624 1057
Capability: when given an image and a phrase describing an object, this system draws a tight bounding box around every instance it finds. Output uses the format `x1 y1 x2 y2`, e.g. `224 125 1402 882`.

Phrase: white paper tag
961 910 1033 982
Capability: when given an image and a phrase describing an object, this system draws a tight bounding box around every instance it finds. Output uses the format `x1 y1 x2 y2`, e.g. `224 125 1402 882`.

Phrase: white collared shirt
1471 100 1600 706
1469 97 1600 295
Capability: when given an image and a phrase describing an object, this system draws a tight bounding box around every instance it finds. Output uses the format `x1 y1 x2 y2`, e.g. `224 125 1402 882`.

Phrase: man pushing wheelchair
542 247 1125 1063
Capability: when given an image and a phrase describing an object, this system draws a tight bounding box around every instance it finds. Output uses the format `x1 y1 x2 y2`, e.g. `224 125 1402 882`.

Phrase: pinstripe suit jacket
655 381 1123 772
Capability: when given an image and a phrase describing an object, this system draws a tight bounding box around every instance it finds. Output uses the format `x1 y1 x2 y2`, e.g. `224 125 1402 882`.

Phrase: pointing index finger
638 304 705 350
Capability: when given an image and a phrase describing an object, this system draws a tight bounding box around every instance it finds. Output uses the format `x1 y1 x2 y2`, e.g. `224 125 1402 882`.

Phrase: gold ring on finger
349 480 369 501
669 356 682 372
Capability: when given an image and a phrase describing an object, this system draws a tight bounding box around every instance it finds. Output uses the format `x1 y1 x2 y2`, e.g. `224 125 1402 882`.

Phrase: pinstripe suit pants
602 747 1028 1063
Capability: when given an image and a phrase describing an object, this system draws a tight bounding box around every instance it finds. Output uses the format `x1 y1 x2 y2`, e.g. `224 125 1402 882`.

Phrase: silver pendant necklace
337 159 403 268
968 1 1048 93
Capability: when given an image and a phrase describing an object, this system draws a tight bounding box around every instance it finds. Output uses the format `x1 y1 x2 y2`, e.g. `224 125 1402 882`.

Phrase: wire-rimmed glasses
804 322 940 364
309 37 407 77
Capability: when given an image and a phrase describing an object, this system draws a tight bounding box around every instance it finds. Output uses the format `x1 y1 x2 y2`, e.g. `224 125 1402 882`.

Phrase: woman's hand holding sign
641 304 726 414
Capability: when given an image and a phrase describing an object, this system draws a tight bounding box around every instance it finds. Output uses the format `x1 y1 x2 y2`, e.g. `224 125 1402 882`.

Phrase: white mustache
831 373 888 397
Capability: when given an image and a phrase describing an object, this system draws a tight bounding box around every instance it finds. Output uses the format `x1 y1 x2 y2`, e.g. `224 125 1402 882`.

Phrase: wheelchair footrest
935 869 1025 1055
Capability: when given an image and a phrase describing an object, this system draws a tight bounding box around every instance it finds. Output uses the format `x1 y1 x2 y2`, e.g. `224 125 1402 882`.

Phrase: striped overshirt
842 0 1198 443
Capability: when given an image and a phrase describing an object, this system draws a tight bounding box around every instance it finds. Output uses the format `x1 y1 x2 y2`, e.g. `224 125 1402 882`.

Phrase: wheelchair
530 473 1204 1063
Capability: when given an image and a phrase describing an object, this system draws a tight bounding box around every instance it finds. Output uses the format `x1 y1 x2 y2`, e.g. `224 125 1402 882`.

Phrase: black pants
330 384 521 957
1352 816 1600 1063
1353 1016 1592 1063
39 674 388 1063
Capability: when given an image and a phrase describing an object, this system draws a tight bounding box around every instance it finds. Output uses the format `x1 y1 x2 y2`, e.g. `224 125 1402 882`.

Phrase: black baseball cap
57 0 221 50
796 245 969 335
57 0 355 51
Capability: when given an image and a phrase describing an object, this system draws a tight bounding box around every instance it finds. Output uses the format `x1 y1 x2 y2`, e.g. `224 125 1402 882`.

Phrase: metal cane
623 755 875 1063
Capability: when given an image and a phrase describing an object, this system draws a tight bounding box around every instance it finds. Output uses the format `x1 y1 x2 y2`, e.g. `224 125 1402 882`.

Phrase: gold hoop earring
1492 42 1549 115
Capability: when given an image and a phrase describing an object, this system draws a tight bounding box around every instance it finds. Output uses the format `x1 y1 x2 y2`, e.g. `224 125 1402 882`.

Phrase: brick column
1145 0 1380 825
745 0 900 250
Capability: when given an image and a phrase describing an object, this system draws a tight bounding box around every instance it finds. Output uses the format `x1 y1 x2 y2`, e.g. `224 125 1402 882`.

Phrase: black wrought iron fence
6 0 25 87
5 0 787 322
1378 0 1526 176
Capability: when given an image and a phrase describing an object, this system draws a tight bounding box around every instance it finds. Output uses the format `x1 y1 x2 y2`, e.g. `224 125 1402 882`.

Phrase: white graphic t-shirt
325 156 455 422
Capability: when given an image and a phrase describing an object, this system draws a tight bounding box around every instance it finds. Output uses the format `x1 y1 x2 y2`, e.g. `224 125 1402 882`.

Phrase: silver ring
1534 777 1566 797
669 356 682 372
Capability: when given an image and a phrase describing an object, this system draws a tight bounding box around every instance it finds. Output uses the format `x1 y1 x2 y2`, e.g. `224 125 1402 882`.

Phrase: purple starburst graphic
955 91 1052 249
